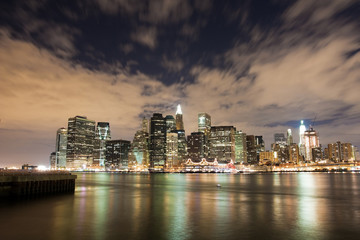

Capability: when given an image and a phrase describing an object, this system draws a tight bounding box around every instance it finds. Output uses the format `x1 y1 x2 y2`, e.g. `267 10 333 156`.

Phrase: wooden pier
0 170 77 197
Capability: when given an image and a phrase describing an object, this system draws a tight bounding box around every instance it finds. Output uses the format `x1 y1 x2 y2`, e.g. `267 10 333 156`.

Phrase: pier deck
0 170 77 197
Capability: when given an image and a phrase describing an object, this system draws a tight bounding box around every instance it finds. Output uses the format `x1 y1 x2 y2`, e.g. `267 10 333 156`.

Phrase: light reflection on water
1 173 360 240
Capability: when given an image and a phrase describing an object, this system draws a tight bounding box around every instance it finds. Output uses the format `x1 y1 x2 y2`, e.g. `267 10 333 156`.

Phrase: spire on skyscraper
176 104 182 115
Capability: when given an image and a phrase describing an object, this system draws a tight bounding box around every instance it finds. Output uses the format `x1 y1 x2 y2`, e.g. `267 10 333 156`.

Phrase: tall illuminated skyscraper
66 116 96 169
55 127 67 169
149 113 167 172
303 128 319 161
166 132 178 169
299 120 306 157
198 113 211 157
93 122 111 167
175 104 184 131
235 130 247 163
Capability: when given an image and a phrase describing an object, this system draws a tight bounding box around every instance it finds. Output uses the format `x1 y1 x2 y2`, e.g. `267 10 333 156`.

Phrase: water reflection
1 173 360 239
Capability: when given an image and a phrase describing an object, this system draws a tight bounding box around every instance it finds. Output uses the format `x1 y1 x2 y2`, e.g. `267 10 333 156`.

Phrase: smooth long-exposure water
1 173 360 240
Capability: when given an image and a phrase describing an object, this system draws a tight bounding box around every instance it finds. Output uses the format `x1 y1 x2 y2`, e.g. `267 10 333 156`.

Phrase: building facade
187 132 205 162
149 113 167 171
55 127 67 169
209 126 236 163
105 140 130 170
66 116 96 169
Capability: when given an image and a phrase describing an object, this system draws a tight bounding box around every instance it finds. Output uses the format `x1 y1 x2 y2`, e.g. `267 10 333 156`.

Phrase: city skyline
1 0 360 167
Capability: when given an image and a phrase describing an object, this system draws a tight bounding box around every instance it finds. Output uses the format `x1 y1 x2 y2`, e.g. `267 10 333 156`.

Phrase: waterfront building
187 132 205 162
312 147 323 162
149 113 167 171
328 142 354 162
55 127 67 169
299 120 306 156
66 116 96 169
198 113 211 157
93 122 111 167
166 132 178 169
176 104 184 131
49 152 56 169
289 143 300 164
287 129 293 145
246 135 257 164
271 143 289 163
303 128 319 161
255 135 265 161
259 151 277 164
209 126 236 163
128 128 149 171
235 131 247 164
105 140 130 170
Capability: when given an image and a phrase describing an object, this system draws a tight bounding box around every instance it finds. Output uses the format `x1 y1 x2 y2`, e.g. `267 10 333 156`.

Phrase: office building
209 126 236 163
165 115 176 133
176 104 184 131
55 127 67 169
93 122 111 167
235 131 247 163
166 132 178 169
198 113 211 157
287 129 293 145
274 133 287 146
149 113 167 171
128 128 149 170
246 135 257 164
105 140 130 170
187 132 205 162
299 120 306 156
328 142 354 162
66 116 96 169
303 128 319 161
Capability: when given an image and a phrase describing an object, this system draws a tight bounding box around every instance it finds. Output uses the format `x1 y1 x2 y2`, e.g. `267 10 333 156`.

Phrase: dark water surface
1 173 360 240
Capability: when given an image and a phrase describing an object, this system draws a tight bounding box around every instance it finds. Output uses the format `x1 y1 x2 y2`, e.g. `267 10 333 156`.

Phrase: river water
1 172 360 240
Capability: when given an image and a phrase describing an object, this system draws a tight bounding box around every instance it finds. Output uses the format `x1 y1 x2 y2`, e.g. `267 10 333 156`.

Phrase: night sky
1 0 360 167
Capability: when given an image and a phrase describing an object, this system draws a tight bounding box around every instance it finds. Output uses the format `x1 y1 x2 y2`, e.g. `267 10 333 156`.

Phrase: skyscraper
328 141 354 162
165 115 176 133
105 140 130 170
187 132 205 161
55 127 67 169
93 122 111 167
299 120 306 156
198 113 211 157
142 117 149 133
287 129 293 145
303 127 319 161
176 130 187 166
255 135 265 161
274 133 286 146
209 126 236 163
235 130 247 163
128 129 149 170
66 116 96 169
149 113 167 172
166 132 178 169
246 135 257 164
175 104 184 131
